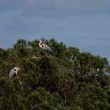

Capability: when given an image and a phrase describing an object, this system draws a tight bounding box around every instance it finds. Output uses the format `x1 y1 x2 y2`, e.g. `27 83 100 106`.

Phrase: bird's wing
42 44 52 52
9 69 16 78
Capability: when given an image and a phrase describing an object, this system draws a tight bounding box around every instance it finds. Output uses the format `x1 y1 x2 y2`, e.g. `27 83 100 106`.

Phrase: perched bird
96 68 100 72
9 67 21 78
39 40 53 52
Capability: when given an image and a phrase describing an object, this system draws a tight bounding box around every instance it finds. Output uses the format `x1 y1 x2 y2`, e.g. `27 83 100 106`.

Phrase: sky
0 0 110 62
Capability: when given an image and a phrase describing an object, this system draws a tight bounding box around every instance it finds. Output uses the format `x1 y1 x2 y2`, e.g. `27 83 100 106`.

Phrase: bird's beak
18 67 21 70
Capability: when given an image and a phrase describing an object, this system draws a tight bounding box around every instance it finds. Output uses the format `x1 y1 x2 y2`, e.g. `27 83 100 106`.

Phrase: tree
0 38 110 110
38 55 59 92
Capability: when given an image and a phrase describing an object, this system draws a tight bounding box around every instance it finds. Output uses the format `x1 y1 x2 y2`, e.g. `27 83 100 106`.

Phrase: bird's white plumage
9 67 21 78
39 40 53 52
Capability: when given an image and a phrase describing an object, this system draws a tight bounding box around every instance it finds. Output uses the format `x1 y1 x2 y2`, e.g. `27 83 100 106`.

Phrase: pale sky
0 0 110 62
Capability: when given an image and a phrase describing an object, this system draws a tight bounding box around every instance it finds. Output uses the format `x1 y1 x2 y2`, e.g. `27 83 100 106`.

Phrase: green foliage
0 38 110 110
38 55 59 91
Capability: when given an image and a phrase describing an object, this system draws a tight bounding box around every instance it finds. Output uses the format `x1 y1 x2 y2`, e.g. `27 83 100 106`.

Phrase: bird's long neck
16 69 19 73
16 68 20 73
14 70 18 75
39 41 43 47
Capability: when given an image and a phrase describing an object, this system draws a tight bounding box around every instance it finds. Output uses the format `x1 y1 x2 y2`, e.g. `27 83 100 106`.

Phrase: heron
9 66 21 78
39 40 53 52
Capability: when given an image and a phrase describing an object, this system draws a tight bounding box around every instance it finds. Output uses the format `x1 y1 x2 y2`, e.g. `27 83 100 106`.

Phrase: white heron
9 67 21 78
39 40 53 52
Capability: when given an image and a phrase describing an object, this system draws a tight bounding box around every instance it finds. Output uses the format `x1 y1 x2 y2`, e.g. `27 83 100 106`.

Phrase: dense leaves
0 39 110 110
